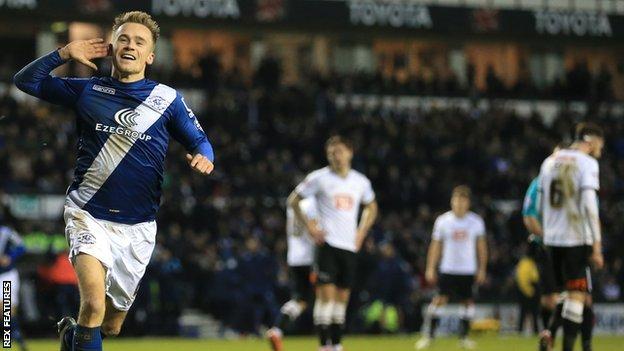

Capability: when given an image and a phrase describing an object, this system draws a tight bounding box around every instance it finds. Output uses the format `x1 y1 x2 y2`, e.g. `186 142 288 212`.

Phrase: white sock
313 299 334 326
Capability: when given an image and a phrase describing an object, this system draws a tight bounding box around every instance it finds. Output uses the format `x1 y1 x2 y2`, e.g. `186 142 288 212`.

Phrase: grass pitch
23 335 624 350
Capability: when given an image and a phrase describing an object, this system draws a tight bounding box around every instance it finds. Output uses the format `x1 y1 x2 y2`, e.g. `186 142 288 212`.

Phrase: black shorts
439 274 475 301
290 265 315 302
535 245 558 295
315 243 357 289
548 245 592 293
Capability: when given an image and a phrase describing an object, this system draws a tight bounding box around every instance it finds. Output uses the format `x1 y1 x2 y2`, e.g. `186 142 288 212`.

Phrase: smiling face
111 22 155 79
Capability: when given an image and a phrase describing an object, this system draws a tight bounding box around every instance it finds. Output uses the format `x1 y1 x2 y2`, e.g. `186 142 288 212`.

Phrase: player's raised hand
306 219 325 245
186 153 214 175
58 38 110 70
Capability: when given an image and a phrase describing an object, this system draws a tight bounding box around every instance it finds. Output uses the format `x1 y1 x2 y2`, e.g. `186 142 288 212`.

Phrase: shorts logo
92 84 116 95
114 108 139 128
76 232 96 245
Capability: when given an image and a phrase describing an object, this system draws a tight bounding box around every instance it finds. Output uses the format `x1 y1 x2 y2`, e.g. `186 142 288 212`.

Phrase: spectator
514 243 540 335
363 242 414 333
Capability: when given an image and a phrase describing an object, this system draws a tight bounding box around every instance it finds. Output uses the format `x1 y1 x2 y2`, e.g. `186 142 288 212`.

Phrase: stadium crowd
150 52 619 103
1 54 624 337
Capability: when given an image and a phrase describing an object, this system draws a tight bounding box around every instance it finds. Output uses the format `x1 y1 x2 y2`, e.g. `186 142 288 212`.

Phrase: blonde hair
325 135 354 150
452 185 471 199
112 11 160 46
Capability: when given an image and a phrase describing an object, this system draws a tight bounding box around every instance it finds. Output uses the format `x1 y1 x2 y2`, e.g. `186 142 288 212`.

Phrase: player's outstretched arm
13 38 107 105
169 94 215 176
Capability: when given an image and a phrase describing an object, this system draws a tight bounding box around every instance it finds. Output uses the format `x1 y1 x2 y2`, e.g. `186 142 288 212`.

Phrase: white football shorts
64 204 156 311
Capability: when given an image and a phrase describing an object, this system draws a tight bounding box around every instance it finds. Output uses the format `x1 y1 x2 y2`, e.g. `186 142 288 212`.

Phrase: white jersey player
14 11 215 351
540 150 600 247
289 136 378 351
294 166 375 252
267 198 318 351
417 186 487 350
537 122 604 351
434 211 486 276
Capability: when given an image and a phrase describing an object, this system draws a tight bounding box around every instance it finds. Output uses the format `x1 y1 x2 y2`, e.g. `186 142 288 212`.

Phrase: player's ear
146 51 155 65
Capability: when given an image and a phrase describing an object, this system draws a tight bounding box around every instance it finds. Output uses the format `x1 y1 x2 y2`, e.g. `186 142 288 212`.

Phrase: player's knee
317 284 336 301
317 292 333 303
335 289 350 303
561 298 584 324
80 296 106 320
101 323 121 337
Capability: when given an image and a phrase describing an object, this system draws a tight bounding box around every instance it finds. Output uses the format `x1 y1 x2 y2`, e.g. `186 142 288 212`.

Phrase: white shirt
432 211 486 275
286 197 317 266
539 149 600 246
295 167 375 252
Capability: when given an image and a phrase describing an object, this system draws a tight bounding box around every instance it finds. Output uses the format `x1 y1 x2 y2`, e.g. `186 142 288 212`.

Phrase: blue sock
62 323 76 350
74 325 102 351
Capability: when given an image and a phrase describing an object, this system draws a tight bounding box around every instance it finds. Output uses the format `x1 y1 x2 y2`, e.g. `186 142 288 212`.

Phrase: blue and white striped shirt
14 50 214 224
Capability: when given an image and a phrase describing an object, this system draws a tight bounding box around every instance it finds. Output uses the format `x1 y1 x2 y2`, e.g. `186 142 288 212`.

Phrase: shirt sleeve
361 178 376 204
168 94 214 162
13 50 90 106
432 217 444 241
475 217 486 237
522 178 540 219
302 199 318 220
581 158 600 191
295 173 321 198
